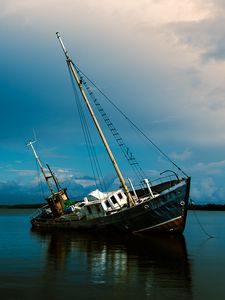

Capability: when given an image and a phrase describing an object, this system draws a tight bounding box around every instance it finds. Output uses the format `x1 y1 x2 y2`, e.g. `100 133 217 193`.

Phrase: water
0 209 225 300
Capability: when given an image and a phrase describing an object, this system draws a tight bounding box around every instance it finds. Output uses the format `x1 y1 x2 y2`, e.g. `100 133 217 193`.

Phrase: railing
130 173 182 194
29 204 49 220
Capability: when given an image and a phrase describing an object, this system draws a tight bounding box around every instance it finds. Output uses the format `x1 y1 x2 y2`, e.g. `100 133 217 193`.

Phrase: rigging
67 65 106 192
73 64 188 178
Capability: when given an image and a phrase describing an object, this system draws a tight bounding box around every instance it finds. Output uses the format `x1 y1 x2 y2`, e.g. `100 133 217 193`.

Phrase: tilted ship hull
31 177 190 234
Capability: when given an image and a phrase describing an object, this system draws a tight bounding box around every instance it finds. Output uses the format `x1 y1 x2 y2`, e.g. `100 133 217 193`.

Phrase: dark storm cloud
168 15 225 61
0 171 118 204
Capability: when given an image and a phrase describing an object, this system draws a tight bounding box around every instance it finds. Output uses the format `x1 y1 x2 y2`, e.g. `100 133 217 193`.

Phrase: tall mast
56 32 135 207
27 141 55 195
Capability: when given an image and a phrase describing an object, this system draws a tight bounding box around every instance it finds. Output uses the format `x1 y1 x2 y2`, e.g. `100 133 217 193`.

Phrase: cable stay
74 68 147 186
73 64 188 178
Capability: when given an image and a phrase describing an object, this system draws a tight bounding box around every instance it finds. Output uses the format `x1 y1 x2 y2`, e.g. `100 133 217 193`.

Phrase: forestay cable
74 64 188 178
76 69 147 185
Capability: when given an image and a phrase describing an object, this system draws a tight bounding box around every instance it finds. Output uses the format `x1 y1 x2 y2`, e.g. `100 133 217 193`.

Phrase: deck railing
29 204 49 220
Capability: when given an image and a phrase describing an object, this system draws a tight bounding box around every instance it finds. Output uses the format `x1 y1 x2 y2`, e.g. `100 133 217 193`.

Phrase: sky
1 0 225 204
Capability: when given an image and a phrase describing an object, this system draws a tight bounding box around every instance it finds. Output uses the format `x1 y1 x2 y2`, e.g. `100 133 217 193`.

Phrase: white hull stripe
133 216 182 233
160 180 186 196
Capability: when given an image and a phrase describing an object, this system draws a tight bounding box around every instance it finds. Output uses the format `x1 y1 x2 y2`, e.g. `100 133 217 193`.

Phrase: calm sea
0 209 225 300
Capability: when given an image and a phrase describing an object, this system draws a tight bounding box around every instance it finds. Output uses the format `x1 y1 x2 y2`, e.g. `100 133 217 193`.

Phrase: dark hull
31 177 191 234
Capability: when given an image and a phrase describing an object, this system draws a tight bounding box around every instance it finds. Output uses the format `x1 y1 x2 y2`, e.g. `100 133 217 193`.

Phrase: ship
29 33 191 234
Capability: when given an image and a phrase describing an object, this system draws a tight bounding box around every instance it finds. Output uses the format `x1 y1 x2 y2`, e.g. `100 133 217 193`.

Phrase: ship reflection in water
31 230 192 299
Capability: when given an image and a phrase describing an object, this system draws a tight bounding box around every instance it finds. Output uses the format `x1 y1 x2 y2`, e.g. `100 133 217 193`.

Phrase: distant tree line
188 203 225 211
0 204 44 209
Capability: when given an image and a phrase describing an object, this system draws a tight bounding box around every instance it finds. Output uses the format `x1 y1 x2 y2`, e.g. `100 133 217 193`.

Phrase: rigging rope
35 159 45 201
67 63 106 192
74 64 188 178
76 70 147 185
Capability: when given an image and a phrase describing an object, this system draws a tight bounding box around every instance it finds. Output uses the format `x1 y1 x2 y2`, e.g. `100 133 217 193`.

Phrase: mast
56 32 135 207
27 141 55 195
46 163 60 192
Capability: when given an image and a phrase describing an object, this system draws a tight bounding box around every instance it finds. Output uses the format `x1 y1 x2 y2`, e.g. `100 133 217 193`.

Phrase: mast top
26 140 36 147
56 32 70 60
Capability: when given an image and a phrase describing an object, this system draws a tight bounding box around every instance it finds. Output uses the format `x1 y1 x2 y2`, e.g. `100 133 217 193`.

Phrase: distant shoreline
188 203 225 211
0 204 45 209
0 203 225 210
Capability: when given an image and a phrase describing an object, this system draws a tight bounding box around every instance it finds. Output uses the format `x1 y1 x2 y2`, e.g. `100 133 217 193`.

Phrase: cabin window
95 205 101 213
105 200 111 208
118 193 123 199
110 196 117 204
87 206 92 214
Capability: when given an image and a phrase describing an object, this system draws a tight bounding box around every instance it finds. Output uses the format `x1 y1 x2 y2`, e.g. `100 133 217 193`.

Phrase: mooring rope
190 198 214 239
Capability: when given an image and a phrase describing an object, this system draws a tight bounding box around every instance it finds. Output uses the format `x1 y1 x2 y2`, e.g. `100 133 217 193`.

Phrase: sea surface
0 209 225 300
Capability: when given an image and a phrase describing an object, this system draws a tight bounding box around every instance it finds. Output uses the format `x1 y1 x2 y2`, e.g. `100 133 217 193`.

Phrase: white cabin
83 189 127 220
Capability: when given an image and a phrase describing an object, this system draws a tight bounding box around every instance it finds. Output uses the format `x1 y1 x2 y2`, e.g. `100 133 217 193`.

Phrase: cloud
168 15 225 61
0 180 42 204
187 158 225 203
206 87 225 111
188 159 225 175
0 175 104 204
8 169 37 177
170 149 192 161
191 177 225 203
157 1 225 63
0 162 120 204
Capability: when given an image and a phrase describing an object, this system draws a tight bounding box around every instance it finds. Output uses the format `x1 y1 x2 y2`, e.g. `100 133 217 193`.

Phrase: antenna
32 128 37 143
26 140 55 195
